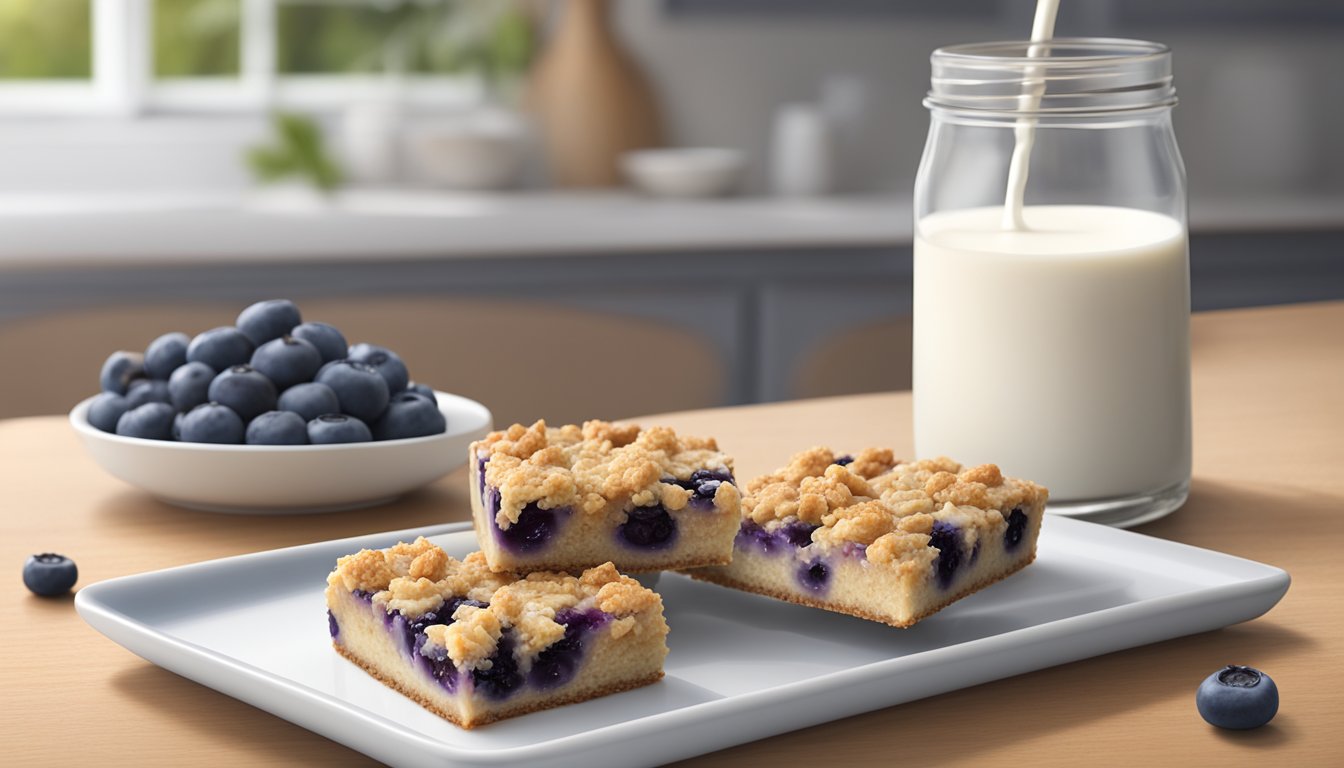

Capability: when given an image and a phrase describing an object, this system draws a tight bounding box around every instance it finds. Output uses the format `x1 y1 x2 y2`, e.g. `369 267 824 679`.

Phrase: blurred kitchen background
1 0 1340 426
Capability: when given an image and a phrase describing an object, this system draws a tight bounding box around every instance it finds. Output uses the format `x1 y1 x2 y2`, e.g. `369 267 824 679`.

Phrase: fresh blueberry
124 379 172 409
1197 665 1279 730
99 351 146 395
348 343 409 394
372 392 446 441
168 361 216 411
250 335 323 391
315 360 390 422
307 414 372 444
172 411 185 440
236 299 302 346
87 392 130 433
929 521 963 589
407 381 436 401
277 382 341 423
115 402 176 440
22 553 78 597
144 332 189 380
207 365 278 422
618 505 677 549
177 402 245 444
246 410 309 445
291 321 348 363
186 327 254 372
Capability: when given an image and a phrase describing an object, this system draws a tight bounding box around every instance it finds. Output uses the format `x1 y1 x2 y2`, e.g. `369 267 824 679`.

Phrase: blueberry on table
168 361 216 411
23 553 77 597
277 381 341 423
291 321 348 363
115 402 176 440
177 402 246 444
373 392 446 440
1197 665 1279 730
315 360 390 423
207 365 278 422
348 343 410 394
237 299 302 346
307 414 373 444
251 335 323 391
144 332 189 380
87 392 130 433
187 327 254 372
99 351 146 395
124 379 172 409
246 410 310 445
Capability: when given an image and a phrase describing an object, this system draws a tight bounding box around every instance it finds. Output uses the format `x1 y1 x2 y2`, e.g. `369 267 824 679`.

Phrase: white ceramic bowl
403 109 529 191
621 148 745 198
70 391 492 514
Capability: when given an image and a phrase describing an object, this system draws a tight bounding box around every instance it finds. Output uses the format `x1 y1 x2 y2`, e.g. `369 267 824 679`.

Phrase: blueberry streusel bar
326 537 668 728
686 448 1047 627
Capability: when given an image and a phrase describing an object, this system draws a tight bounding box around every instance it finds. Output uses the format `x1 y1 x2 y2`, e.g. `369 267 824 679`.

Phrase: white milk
913 205 1191 500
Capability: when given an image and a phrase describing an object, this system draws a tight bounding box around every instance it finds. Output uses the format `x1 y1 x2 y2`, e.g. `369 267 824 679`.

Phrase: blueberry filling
929 521 963 589
1004 508 1027 551
666 468 736 510
487 487 568 553
797 558 831 594
387 597 488 692
473 632 524 700
328 610 340 639
528 608 610 690
735 520 819 554
833 455 854 466
619 505 677 549
476 453 489 496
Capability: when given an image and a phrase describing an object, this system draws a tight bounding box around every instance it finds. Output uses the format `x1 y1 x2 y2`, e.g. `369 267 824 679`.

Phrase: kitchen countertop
2 301 1341 766
0 190 1339 269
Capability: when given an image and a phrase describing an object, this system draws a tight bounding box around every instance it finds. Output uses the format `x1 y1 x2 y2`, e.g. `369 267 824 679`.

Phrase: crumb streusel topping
328 538 662 670
477 420 739 529
743 447 1048 572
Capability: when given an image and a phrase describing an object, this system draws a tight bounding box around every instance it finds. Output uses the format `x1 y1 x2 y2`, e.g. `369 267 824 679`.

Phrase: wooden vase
528 0 663 187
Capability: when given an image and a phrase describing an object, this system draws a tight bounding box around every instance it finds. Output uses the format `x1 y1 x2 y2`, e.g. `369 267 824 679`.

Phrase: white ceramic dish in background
75 518 1288 767
404 109 530 191
69 391 491 514
622 148 745 198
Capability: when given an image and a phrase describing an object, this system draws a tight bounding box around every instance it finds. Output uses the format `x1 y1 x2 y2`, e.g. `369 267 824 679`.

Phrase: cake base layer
334 643 664 729
688 547 1037 628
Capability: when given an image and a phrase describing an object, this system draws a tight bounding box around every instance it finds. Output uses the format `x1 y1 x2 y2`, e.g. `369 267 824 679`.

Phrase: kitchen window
0 0 494 116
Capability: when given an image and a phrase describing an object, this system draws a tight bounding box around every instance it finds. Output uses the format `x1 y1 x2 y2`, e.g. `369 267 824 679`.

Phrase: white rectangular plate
76 517 1289 768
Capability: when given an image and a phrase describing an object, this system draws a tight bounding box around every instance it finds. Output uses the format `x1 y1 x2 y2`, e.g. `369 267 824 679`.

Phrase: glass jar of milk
913 39 1189 527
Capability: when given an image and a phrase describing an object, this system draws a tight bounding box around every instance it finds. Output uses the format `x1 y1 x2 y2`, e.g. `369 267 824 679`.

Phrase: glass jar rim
926 37 1177 117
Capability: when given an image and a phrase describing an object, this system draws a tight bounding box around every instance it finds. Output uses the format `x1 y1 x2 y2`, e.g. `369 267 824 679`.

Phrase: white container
404 108 529 191
342 98 405 185
769 103 833 197
621 148 744 198
913 39 1190 527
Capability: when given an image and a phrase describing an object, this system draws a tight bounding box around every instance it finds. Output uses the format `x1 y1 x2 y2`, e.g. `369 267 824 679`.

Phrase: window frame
0 0 478 116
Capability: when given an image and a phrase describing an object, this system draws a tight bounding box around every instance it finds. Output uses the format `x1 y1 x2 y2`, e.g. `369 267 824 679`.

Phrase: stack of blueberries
86 300 446 445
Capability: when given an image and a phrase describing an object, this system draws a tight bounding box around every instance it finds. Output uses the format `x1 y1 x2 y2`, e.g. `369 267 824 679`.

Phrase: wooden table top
3 301 1341 767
